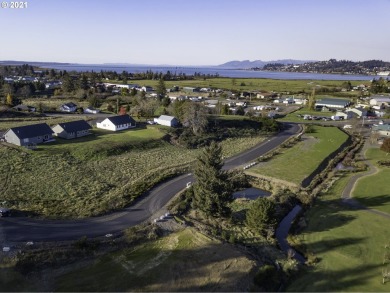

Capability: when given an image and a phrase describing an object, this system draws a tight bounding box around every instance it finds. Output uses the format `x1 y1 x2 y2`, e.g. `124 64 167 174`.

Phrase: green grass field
352 147 390 214
53 228 256 292
109 78 364 94
0 126 265 218
250 126 349 185
287 174 390 292
278 106 334 122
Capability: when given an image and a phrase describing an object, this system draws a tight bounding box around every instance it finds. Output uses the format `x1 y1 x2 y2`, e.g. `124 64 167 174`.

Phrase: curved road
0 123 301 242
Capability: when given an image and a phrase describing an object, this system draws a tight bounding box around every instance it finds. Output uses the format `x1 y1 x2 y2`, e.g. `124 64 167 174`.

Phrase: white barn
96 115 136 131
154 115 179 127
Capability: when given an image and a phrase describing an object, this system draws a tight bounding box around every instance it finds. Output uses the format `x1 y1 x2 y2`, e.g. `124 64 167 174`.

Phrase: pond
232 187 271 200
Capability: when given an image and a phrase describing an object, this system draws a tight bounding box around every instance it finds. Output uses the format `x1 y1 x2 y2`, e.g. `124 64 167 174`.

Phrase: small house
60 102 77 113
153 115 179 127
52 120 92 139
4 123 54 147
96 115 136 131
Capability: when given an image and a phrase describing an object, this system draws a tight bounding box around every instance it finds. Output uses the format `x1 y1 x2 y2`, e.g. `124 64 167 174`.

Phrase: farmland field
249 126 349 185
0 126 265 218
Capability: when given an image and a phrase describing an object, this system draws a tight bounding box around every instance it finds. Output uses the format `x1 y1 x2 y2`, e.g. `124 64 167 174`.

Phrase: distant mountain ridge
218 59 316 68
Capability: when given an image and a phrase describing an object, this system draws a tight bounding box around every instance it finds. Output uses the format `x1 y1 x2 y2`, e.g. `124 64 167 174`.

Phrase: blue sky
1 0 389 65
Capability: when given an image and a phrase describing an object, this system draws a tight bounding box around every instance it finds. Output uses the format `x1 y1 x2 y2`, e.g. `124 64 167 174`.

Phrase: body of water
44 64 379 81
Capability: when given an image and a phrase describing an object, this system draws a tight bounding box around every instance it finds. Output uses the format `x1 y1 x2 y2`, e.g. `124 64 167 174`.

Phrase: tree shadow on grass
352 194 390 212
287 262 383 292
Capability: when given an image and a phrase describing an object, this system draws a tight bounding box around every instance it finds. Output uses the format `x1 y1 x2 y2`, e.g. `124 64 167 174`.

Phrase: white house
96 115 136 131
153 115 179 127
60 102 77 113
141 86 153 92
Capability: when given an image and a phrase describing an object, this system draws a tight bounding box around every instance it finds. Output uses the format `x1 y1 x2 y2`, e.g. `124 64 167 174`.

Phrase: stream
275 205 306 264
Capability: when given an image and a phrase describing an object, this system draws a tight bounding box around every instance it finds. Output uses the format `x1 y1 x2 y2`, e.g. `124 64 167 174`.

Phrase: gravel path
341 140 390 219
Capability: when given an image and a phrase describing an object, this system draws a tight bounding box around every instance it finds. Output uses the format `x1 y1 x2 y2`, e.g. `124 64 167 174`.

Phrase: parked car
0 207 11 217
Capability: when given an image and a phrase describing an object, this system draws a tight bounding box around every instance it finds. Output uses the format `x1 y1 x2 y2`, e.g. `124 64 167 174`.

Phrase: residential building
52 120 92 139
4 123 54 147
153 115 179 127
60 102 78 113
372 124 390 137
96 115 136 131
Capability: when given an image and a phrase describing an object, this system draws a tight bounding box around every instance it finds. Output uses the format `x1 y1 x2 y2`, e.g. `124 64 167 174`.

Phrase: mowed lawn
53 228 256 292
250 126 349 185
352 147 390 214
287 175 390 292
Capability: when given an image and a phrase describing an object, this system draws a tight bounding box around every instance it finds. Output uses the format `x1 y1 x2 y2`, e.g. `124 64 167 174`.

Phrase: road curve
0 123 301 242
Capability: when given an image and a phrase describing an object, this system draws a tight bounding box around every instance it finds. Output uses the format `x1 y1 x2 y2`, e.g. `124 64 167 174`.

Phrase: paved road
0 123 301 243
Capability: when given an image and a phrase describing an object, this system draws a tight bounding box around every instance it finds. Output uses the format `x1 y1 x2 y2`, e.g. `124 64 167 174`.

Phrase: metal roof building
315 98 351 109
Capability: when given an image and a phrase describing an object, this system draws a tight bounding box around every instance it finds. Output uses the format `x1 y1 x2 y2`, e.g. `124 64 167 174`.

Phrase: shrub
254 264 280 291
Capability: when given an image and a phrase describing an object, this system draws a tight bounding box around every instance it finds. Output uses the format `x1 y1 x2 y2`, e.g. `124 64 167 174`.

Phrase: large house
60 102 78 112
96 115 136 131
4 123 54 147
52 120 92 139
154 115 179 127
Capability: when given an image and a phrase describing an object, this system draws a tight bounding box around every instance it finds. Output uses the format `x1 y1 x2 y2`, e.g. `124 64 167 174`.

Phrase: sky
0 0 389 65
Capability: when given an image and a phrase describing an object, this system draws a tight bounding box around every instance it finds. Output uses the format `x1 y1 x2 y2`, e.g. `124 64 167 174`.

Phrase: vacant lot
250 126 349 185
287 174 390 292
352 147 390 214
54 228 256 292
0 126 265 218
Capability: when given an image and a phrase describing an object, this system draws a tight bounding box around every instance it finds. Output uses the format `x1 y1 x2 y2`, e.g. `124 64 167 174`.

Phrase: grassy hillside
0 125 265 218
287 174 390 292
54 228 256 292
352 147 390 213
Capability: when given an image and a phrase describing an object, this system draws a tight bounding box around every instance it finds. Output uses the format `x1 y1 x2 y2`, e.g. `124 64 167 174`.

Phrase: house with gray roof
4 123 54 147
52 120 92 139
96 115 136 131
372 124 390 137
153 115 179 127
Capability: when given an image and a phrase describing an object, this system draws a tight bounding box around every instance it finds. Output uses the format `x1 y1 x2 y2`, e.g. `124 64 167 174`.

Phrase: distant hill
0 60 72 66
218 59 315 68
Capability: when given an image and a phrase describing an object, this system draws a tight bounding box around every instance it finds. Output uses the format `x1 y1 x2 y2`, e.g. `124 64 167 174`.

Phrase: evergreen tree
156 78 167 99
245 197 276 234
193 142 233 217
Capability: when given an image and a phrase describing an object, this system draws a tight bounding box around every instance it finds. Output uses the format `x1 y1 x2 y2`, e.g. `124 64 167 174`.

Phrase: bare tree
183 102 208 135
